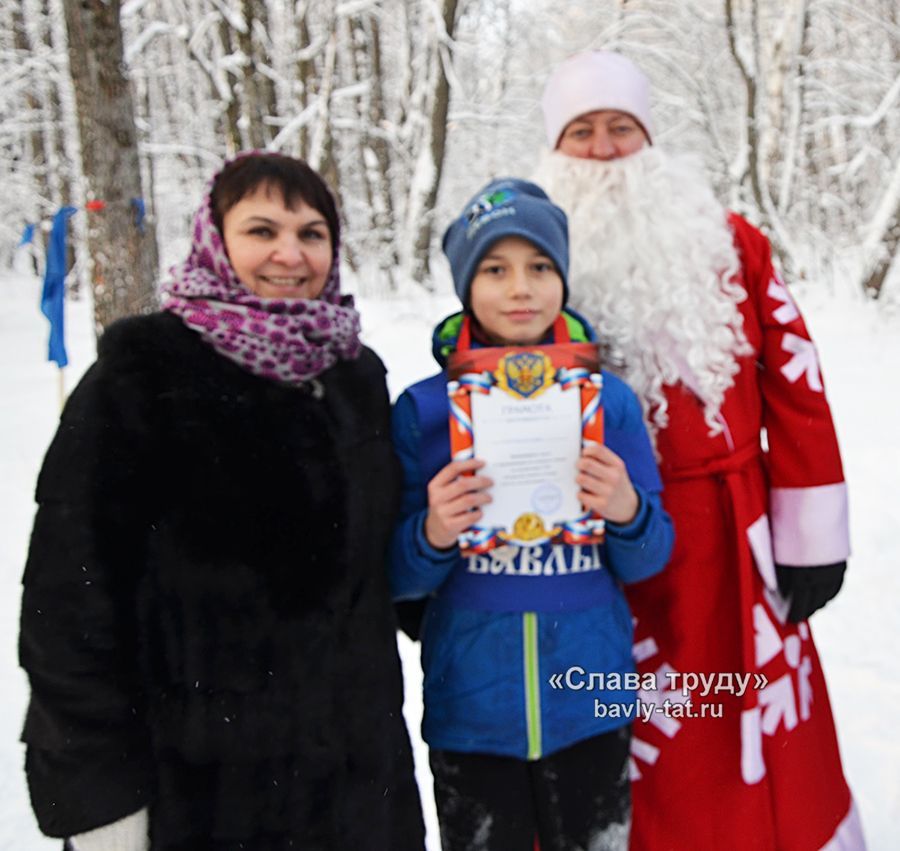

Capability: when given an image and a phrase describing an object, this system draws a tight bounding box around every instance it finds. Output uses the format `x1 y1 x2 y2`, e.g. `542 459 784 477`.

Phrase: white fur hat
541 51 654 148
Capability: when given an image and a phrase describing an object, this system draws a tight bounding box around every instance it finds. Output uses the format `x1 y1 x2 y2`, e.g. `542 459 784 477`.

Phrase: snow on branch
209 0 248 33
121 0 155 19
125 21 174 63
808 73 900 133
142 142 224 166
335 0 381 18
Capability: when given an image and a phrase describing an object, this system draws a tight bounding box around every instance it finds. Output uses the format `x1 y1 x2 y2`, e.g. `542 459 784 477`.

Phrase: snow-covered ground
1 268 897 849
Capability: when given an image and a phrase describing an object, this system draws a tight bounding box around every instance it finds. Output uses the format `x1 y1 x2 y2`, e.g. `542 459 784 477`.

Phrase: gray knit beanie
442 178 569 307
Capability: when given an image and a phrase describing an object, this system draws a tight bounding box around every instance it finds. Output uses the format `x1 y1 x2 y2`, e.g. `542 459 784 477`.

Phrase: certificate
447 342 604 554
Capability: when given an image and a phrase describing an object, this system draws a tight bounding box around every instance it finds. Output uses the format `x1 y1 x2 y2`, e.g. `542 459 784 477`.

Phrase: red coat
626 216 864 850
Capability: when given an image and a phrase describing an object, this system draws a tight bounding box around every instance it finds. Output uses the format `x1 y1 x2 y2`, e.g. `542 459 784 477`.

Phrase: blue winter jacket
388 309 674 759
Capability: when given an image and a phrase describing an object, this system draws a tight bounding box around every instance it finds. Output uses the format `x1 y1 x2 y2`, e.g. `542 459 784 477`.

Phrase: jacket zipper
523 611 542 760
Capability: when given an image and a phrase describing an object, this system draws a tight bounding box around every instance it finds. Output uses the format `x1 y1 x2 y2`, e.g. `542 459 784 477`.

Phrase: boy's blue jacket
389 309 674 759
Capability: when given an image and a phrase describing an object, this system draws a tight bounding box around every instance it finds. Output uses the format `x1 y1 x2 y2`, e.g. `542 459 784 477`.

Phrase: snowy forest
3 2 900 848
2 0 899 328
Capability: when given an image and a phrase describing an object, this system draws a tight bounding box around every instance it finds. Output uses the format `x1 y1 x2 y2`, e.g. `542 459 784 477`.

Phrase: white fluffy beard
532 146 752 437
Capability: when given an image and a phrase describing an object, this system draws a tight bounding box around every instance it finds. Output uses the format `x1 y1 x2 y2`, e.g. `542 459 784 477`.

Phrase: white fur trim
770 483 850 566
70 808 149 851
541 51 654 147
819 800 867 851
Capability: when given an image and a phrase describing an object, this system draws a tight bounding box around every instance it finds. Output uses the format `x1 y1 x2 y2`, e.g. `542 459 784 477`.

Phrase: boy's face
469 236 564 346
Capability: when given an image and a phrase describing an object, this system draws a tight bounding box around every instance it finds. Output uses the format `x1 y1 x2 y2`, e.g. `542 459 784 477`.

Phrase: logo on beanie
465 189 516 239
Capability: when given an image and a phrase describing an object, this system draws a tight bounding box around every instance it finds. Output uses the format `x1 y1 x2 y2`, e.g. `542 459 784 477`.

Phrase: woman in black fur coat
20 153 425 851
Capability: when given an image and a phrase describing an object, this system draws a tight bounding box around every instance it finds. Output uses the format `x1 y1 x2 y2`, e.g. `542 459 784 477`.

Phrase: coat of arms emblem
494 351 555 399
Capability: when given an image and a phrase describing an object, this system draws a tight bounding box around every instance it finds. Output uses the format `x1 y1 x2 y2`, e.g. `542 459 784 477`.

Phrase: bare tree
10 0 49 258
60 0 159 331
409 0 460 282
6 0 896 301
724 0 792 264
236 0 274 148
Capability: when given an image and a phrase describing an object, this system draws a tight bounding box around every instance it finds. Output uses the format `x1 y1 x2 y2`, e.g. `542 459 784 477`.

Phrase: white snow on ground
1 268 897 849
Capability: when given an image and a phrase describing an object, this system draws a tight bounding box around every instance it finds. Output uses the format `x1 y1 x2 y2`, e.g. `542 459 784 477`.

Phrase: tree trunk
61 0 159 333
11 0 48 257
308 27 339 188
724 0 766 217
295 12 314 158
365 13 400 285
253 0 278 130
218 18 243 153
237 0 268 149
860 181 900 300
47 0 86 292
411 0 459 283
724 0 793 271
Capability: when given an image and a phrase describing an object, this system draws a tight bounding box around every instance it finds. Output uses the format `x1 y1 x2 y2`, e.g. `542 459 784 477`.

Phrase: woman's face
221 185 333 299
556 110 648 161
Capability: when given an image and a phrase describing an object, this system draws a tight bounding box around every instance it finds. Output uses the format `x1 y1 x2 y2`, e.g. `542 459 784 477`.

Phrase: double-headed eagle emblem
495 351 555 399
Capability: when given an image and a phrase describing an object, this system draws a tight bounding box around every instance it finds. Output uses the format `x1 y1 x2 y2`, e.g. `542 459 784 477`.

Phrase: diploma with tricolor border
447 342 604 555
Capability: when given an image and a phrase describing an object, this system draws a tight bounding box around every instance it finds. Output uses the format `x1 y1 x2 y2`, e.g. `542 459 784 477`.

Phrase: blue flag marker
40 206 78 368
131 197 146 234
19 223 36 246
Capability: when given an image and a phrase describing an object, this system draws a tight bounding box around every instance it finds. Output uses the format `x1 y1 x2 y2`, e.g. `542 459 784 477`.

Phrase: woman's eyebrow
239 215 328 228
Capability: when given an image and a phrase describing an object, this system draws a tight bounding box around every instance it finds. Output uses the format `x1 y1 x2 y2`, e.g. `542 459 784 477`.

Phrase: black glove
775 561 846 623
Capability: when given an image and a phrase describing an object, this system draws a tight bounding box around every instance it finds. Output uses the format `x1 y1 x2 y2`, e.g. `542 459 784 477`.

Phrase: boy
389 178 673 851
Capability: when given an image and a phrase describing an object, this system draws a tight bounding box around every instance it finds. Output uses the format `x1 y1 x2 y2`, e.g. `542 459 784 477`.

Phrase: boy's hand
424 458 493 550
576 444 639 525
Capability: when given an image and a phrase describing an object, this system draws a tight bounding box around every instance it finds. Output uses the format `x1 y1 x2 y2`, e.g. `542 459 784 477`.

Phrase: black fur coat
20 312 424 850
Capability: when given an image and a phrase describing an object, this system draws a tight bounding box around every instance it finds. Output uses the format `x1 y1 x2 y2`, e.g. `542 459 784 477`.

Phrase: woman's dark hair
210 154 340 256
